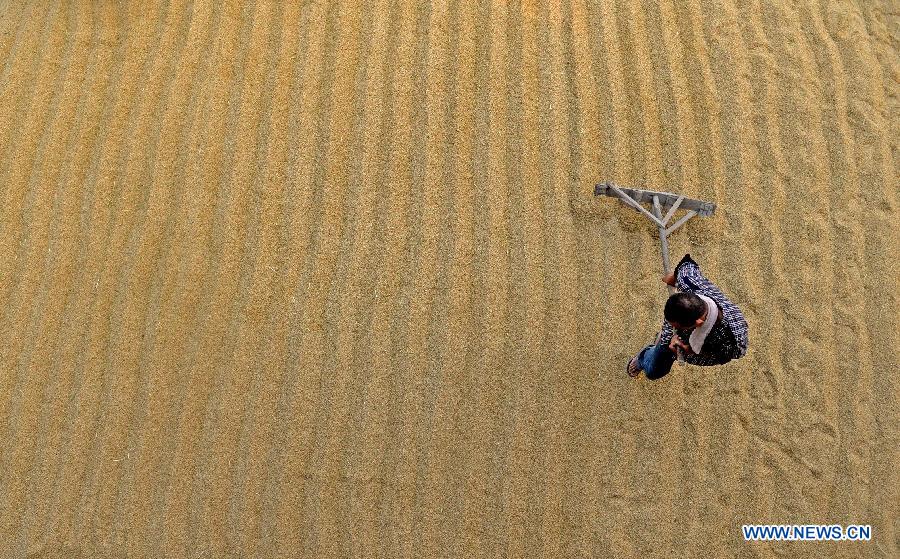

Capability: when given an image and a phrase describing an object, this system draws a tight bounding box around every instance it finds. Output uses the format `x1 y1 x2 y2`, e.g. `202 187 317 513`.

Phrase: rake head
593 182 716 217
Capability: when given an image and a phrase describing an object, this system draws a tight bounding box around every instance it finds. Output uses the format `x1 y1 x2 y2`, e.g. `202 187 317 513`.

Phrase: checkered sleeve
673 254 749 360
658 316 674 346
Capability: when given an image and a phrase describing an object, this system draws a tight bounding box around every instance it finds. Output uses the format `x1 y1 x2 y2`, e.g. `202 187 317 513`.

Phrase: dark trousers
637 343 676 380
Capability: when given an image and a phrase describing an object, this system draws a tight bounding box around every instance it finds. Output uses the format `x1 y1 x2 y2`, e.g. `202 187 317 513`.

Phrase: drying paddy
0 1 896 557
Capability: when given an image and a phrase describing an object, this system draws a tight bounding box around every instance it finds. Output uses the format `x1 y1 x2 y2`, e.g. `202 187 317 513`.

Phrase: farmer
627 253 749 380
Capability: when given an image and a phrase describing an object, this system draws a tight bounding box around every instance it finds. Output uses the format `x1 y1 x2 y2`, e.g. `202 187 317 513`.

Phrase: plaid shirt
658 254 749 366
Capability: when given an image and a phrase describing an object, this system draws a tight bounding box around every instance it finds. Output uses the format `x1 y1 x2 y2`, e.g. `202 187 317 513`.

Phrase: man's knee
643 344 675 380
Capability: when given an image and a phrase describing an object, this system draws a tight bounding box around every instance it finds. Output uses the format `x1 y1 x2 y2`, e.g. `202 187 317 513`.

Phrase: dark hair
664 292 705 325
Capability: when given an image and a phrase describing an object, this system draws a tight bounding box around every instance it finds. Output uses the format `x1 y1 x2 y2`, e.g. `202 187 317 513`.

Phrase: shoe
626 355 642 378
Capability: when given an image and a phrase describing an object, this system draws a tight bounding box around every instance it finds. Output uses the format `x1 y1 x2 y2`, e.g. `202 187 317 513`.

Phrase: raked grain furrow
451 0 491 556
415 0 472 554
136 2 228 556
216 2 287 555
537 1 580 557
43 2 130 547
15 2 96 550
299 2 354 551
0 3 55 209
754 0 843 539
620 2 686 554
562 3 613 557
584 2 642 557
320 0 392 554
196 2 283 555
62 3 173 554
751 4 837 553
403 0 451 555
0 8 76 559
798 0 874 524
250 6 321 553
379 3 432 555
843 0 899 534
417 0 472 552
171 1 259 555
0 3 64 469
225 3 302 556
0 2 37 83
733 0 800 549
345 0 408 551
498 3 537 556
28 2 118 547
5 4 88 557
831 1 899 549
252 1 329 555
368 2 420 556
457 2 512 557
86 2 200 553
108 3 223 556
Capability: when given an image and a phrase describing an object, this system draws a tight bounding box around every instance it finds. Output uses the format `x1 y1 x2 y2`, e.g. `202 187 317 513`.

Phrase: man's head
664 292 707 330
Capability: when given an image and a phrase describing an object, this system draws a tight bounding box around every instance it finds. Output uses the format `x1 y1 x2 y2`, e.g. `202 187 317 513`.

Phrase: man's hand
662 269 676 286
668 334 693 355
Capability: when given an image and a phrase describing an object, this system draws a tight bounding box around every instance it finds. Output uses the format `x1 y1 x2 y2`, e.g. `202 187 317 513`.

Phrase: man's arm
658 268 677 346
658 318 674 345
673 253 729 302
672 253 750 358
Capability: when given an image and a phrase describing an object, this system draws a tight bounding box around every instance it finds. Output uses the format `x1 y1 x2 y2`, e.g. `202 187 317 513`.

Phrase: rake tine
664 210 698 236
608 183 666 228
662 195 684 226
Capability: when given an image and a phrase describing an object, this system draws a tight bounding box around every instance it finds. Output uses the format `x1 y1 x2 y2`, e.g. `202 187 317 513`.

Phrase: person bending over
627 254 749 380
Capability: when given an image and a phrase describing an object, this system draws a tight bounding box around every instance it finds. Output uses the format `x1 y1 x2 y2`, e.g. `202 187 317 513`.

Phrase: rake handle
652 195 685 363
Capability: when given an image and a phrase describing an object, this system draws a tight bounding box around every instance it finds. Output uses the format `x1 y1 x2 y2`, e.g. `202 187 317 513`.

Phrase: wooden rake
594 181 716 362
